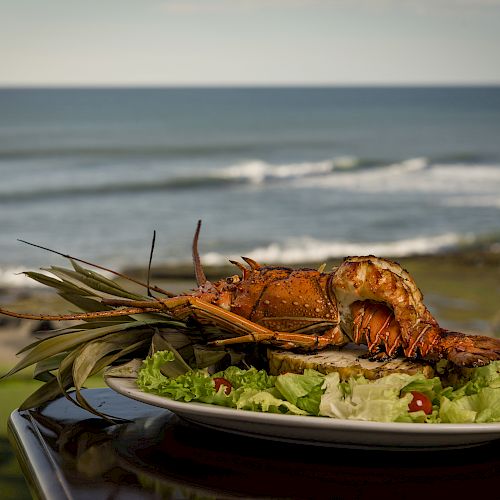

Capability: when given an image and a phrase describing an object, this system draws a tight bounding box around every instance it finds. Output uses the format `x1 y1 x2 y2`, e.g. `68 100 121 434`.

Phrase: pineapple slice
268 343 435 380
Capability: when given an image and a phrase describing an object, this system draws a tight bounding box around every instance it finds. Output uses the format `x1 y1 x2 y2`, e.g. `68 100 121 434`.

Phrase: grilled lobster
1 222 500 368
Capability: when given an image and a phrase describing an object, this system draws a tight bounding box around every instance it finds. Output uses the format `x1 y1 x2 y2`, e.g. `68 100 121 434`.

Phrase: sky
1 0 500 86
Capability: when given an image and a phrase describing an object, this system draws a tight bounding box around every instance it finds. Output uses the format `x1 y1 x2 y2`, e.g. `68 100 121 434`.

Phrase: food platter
105 376 500 450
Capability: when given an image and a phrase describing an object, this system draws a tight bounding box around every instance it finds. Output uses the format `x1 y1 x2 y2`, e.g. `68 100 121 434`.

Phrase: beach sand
1 250 499 371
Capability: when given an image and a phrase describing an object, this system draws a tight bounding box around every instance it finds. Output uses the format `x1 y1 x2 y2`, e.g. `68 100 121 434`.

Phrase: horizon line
1 82 500 90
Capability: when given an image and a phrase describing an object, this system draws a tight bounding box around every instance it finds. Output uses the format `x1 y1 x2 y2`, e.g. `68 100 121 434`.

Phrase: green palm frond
2 260 188 418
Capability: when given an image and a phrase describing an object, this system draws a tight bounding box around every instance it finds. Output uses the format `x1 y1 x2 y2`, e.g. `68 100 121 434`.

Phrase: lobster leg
351 301 403 358
151 296 346 350
0 305 156 321
210 327 346 350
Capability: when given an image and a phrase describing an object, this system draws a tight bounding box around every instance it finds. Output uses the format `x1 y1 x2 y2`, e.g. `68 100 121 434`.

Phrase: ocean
1 86 500 287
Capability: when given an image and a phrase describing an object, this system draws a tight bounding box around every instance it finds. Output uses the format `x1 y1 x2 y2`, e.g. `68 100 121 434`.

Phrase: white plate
105 376 500 450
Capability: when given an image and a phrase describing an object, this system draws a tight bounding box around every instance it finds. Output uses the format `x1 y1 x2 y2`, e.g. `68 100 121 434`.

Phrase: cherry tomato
213 377 232 395
408 391 432 415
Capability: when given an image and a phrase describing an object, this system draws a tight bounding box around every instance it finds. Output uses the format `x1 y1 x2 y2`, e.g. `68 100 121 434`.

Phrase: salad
137 350 500 424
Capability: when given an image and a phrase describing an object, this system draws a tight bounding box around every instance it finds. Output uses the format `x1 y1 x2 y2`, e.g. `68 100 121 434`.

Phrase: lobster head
196 257 341 335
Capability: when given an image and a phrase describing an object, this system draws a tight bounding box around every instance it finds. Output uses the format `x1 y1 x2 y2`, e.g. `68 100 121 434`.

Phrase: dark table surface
8 388 500 500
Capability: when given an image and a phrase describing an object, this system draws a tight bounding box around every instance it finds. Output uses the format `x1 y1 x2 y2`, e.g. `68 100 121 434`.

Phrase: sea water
1 87 499 286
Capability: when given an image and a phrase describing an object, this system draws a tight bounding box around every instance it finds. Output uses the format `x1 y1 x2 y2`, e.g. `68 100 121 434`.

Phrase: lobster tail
349 300 500 368
435 330 500 368
331 256 500 368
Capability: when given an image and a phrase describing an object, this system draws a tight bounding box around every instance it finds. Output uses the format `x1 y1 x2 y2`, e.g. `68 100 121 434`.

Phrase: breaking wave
3 232 498 288
0 267 45 289
1 155 499 207
0 156 380 203
201 232 477 266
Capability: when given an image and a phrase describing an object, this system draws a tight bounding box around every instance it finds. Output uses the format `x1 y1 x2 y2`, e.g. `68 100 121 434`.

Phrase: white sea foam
202 232 475 266
207 156 500 197
214 157 500 196
294 160 500 194
214 155 376 184
0 267 45 288
215 158 337 184
0 265 121 289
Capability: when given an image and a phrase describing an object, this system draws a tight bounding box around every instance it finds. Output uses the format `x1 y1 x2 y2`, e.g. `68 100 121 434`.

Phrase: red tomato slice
213 377 232 395
408 391 432 415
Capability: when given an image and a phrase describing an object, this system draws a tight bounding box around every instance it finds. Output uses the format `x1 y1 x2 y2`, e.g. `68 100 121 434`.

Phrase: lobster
1 222 500 368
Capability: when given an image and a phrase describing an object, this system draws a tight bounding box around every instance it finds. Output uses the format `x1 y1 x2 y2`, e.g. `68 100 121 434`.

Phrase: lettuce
438 361 500 423
213 365 276 391
320 372 416 422
137 350 218 403
275 369 325 415
137 351 302 412
235 388 308 415
136 351 500 423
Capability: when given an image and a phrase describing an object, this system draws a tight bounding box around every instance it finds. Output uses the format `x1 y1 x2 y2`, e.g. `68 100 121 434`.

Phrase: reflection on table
8 388 500 499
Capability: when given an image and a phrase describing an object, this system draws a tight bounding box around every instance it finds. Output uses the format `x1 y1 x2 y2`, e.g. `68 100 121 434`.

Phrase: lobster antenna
17 239 175 297
146 230 156 298
192 220 207 286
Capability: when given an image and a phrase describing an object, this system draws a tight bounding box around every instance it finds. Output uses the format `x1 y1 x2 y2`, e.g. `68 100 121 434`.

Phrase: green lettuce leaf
137 351 500 423
320 372 424 422
438 361 500 423
235 388 308 415
213 365 276 391
137 351 215 403
275 369 325 415
137 351 302 412
400 375 443 404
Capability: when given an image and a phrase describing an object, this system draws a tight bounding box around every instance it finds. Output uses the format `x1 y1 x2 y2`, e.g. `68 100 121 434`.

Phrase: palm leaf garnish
17 239 174 297
0 254 208 420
